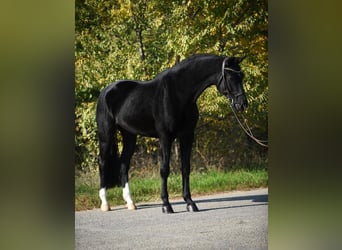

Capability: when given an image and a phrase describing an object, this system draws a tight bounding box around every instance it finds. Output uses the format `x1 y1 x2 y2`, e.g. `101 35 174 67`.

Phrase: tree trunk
136 29 145 62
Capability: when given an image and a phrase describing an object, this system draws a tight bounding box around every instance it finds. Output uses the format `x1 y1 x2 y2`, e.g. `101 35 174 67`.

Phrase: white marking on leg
99 188 110 211
123 182 136 210
123 182 133 204
99 188 108 205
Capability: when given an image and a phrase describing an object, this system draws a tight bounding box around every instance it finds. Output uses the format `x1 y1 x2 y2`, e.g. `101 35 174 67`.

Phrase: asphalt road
75 188 268 250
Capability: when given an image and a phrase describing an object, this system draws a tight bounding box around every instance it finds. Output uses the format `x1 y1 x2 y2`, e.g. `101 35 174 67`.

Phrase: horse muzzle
230 96 248 112
233 103 247 112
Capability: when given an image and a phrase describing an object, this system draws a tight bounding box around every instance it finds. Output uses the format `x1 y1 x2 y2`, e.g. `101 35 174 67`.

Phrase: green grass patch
75 168 268 211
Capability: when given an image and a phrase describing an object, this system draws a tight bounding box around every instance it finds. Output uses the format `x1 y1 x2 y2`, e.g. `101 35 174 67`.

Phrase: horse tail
96 86 121 188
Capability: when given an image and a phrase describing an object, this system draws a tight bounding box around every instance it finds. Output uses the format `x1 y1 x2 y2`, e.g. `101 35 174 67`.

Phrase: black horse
96 54 247 213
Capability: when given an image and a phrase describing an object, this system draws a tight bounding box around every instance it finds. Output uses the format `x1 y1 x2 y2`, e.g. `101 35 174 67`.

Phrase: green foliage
75 102 98 172
75 0 268 173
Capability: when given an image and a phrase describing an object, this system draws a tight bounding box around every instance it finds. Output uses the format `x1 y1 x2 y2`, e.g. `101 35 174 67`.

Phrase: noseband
219 57 244 102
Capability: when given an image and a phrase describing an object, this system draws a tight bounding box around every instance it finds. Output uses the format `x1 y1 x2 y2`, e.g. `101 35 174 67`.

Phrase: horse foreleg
160 137 173 213
180 134 199 212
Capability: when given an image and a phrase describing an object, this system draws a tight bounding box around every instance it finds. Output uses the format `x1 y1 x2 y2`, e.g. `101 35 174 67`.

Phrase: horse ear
237 56 246 63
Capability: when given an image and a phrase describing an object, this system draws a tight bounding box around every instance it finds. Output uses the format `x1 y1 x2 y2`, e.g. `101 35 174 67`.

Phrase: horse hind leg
98 149 116 211
99 187 110 211
120 129 137 210
97 120 121 211
98 138 120 211
97 140 114 211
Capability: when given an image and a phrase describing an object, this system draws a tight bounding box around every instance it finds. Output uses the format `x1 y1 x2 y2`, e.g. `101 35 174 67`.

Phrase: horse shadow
136 193 268 213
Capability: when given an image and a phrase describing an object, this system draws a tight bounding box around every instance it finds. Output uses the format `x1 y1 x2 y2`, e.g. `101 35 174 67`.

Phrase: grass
75 168 268 211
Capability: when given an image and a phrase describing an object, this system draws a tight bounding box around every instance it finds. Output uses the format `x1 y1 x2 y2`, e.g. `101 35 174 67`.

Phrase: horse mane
179 53 222 63
172 53 222 70
154 54 222 82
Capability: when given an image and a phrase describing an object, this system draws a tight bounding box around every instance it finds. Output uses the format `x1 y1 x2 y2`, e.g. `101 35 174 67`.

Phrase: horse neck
178 57 223 104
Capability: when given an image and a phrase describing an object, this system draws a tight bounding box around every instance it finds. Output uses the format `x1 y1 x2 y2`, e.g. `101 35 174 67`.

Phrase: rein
229 104 268 147
221 57 268 148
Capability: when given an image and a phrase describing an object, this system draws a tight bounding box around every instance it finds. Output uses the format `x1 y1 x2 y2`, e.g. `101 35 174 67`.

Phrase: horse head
216 56 248 112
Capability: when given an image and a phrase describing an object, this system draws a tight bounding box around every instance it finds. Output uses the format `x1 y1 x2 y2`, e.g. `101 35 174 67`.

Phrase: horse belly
116 100 158 137
118 115 157 137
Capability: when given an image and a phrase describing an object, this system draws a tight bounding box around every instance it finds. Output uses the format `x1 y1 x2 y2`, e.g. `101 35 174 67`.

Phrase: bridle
219 57 268 148
218 57 245 103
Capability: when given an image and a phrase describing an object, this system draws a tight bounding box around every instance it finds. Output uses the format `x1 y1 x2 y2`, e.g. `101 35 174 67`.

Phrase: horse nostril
243 100 248 109
235 103 241 111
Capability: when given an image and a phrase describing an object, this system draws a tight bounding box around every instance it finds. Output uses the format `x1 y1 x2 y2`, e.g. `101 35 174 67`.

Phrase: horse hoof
127 203 137 210
162 205 174 214
100 204 111 211
186 203 199 212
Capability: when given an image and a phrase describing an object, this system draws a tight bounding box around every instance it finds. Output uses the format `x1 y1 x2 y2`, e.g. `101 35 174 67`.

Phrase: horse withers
96 54 247 213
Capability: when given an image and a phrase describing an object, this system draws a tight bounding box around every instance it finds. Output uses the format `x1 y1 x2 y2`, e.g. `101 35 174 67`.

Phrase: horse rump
96 86 122 189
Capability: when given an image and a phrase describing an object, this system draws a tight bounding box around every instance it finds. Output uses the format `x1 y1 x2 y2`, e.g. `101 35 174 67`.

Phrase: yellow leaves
110 0 130 18
197 86 228 116
139 137 159 154
154 16 163 28
245 63 262 77
146 145 158 154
